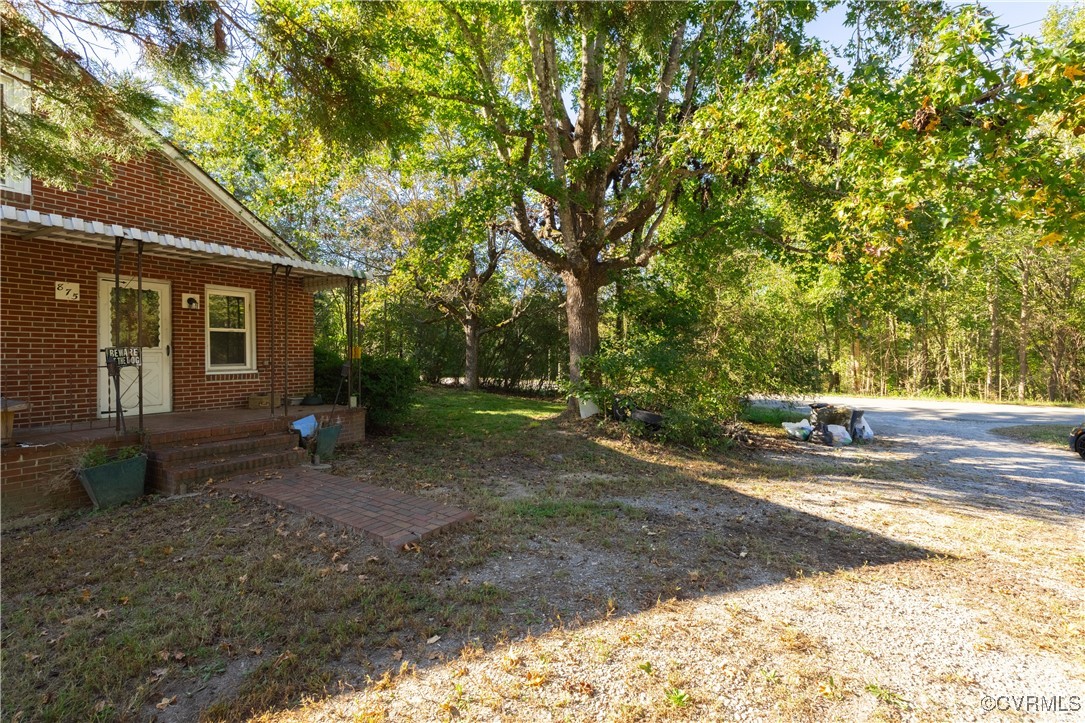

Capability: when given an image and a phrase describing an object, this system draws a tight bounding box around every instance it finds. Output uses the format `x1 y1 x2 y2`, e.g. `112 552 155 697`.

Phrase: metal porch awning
1 205 364 291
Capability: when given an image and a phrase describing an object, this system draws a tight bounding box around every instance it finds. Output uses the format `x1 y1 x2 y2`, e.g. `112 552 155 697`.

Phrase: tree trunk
563 271 602 407
463 315 481 391
985 270 1001 400
1017 263 1031 401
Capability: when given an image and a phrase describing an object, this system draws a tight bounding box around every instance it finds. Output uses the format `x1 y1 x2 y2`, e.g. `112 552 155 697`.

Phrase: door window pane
109 288 161 347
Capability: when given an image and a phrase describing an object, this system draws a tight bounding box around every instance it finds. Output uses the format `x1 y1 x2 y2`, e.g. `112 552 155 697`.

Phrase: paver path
223 466 475 548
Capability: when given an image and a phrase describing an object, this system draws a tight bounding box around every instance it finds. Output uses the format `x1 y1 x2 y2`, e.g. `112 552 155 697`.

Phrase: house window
206 287 255 372
1 66 32 195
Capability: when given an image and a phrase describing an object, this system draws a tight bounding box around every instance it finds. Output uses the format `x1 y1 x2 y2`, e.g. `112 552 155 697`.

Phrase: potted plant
77 444 147 509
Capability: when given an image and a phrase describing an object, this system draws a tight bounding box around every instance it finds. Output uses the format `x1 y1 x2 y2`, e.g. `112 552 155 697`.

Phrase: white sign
55 282 80 300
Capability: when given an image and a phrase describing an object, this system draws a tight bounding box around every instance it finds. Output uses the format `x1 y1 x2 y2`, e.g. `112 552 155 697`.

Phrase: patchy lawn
990 423 1076 449
2 388 1081 722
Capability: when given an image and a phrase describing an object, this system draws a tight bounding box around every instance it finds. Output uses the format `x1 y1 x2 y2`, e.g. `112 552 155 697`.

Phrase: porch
1 404 366 520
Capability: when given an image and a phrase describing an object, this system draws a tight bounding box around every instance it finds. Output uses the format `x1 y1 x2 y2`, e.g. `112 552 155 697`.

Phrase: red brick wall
0 439 128 520
1 235 315 428
1 148 286 254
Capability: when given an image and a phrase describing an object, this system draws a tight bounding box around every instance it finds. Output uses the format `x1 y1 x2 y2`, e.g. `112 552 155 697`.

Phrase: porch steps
147 421 308 495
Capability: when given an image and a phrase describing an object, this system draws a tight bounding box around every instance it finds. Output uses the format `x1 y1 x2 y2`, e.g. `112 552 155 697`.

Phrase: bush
313 344 345 403
576 338 743 452
355 354 419 431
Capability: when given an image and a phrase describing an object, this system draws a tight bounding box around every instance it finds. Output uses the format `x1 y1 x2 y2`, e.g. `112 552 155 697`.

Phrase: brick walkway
223 467 475 549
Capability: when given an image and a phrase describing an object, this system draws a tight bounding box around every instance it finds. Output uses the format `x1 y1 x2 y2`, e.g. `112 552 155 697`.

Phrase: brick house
0 75 366 518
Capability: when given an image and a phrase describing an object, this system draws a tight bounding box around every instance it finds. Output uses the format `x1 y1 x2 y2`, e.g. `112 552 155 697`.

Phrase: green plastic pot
313 424 342 460
78 455 147 509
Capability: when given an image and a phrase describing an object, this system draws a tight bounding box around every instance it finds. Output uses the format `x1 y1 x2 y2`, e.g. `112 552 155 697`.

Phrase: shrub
313 347 419 430
355 354 419 431
313 344 346 403
576 337 743 451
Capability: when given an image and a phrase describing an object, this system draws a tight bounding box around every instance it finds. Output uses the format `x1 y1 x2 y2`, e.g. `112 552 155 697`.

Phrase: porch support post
113 236 123 434
136 238 144 436
270 265 278 418
344 278 352 408
282 266 291 417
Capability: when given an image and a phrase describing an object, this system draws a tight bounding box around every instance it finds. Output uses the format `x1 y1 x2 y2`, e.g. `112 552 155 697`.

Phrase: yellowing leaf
1040 232 1064 246
1063 65 1085 81
1016 71 1029 88
895 217 911 230
899 120 913 130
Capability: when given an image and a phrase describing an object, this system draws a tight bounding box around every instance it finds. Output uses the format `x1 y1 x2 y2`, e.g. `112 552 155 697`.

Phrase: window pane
210 331 247 365
209 294 245 329
109 288 161 347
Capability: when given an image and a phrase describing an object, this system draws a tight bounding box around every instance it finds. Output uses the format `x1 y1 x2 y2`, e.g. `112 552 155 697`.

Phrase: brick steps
144 418 288 448
147 423 308 495
150 431 299 464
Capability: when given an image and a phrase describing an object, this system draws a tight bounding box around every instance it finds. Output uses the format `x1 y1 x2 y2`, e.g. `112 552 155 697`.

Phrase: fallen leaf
118 596 130 606
238 575 248 584
427 635 441 645
173 651 186 662
155 696 176 711
79 589 92 604
392 650 403 661
94 608 111 619
273 650 295 668
150 667 168 680
366 556 380 563
250 646 263 655
162 546 173 555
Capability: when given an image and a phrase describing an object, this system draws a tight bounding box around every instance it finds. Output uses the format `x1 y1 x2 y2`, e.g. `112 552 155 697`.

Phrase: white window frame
1 65 32 195
205 286 256 373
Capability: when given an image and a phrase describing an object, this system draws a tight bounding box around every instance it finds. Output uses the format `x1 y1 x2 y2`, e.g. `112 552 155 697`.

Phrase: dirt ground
265 401 1083 722
3 392 1081 722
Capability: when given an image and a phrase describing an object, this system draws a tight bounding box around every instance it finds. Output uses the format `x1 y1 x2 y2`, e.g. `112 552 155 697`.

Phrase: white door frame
97 275 173 416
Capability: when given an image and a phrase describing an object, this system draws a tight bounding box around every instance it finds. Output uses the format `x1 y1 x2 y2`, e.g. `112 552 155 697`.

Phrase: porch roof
1 204 365 293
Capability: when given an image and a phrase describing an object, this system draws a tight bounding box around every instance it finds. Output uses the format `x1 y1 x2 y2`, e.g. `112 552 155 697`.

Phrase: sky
45 1 1078 88
807 1 1067 63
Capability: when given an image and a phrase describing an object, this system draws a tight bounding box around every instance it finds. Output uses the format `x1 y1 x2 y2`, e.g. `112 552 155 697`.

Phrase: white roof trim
2 205 366 289
127 116 304 261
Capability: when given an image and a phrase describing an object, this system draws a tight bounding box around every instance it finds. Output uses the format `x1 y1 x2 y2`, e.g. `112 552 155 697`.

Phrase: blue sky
808 1 1066 50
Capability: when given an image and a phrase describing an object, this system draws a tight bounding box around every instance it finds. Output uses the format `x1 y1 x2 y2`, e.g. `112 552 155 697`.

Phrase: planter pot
313 424 343 461
78 455 147 509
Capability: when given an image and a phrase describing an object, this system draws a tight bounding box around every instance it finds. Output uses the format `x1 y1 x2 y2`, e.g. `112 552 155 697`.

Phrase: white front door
98 276 173 416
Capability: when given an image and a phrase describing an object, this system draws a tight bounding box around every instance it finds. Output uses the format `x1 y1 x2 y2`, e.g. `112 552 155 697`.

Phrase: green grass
740 405 808 426
400 387 564 440
990 423 1076 448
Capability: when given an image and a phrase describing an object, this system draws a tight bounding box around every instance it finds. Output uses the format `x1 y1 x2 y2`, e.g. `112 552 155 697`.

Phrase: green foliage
2 1 231 187
355 354 419 431
79 444 142 470
312 344 345 404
